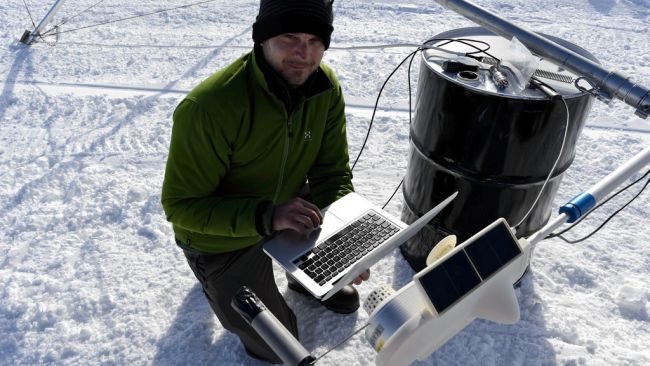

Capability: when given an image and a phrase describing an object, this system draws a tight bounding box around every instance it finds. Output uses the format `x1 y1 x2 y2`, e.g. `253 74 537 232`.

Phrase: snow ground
0 0 648 365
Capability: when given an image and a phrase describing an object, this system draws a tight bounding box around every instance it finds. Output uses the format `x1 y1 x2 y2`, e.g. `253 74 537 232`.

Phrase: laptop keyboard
293 210 401 285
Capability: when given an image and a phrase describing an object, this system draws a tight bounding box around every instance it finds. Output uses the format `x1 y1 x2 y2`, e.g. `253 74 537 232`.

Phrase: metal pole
526 213 568 247
587 146 650 201
527 146 650 247
433 0 650 119
20 0 68 45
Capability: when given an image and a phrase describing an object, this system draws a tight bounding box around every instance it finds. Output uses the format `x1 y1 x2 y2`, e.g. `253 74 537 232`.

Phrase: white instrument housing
365 218 532 366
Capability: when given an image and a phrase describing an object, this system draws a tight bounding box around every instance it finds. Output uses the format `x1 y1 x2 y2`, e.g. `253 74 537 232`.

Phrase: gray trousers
183 243 299 364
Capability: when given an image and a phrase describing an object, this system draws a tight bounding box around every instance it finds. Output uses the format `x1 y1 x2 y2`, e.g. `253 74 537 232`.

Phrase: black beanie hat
252 0 334 49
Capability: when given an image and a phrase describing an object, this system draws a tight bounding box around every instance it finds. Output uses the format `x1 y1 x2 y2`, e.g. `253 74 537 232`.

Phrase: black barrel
401 27 598 271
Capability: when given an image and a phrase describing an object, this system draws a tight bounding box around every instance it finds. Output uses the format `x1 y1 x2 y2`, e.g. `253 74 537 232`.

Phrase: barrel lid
422 27 599 99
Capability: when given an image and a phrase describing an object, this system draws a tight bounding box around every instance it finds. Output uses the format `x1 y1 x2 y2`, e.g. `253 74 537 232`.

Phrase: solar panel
464 222 521 279
416 250 481 313
414 219 522 314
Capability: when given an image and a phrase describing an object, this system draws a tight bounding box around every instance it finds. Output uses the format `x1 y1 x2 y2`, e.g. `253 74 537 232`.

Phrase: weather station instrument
230 0 649 364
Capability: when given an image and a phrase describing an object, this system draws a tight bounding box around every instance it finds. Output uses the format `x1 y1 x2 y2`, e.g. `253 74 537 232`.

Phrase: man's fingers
293 214 317 230
350 269 370 285
292 200 321 227
272 198 323 233
283 213 317 233
301 207 322 227
299 199 323 222
360 269 370 281
291 198 322 223
350 269 371 286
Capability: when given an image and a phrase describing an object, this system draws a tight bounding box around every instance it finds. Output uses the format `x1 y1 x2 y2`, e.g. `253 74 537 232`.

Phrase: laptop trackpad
318 211 345 238
264 211 344 260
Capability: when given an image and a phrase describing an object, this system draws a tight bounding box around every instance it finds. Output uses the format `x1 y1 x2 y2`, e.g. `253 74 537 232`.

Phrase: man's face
261 33 326 88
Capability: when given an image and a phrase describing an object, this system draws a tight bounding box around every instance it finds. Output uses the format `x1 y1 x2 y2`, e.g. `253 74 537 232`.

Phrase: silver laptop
263 191 458 301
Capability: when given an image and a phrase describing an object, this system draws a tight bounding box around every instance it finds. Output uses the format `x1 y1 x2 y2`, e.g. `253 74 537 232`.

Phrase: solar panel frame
414 219 523 315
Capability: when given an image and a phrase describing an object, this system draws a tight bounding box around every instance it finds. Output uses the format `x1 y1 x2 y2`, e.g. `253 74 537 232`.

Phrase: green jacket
161 48 354 253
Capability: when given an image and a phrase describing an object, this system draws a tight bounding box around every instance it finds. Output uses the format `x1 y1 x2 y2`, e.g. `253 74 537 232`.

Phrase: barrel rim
422 26 599 100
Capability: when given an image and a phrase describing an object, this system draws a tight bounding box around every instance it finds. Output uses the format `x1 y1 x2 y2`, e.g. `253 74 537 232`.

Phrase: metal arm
527 146 650 246
20 0 67 45
433 0 650 119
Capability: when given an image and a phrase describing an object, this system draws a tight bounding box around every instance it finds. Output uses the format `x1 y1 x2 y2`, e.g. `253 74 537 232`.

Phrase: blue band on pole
559 192 596 223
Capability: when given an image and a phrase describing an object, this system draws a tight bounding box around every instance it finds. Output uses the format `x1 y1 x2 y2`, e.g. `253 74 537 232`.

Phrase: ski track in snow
1 0 649 365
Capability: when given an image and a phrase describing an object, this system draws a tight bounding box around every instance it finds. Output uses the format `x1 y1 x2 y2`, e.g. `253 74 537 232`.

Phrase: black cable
548 168 650 244
351 38 500 172
19 0 58 45
382 179 403 209
36 0 107 45
377 38 497 207
432 38 499 61
37 28 60 46
39 0 221 37
514 94 569 229
353 38 499 207
350 48 420 171
46 0 108 32
313 323 369 363
22 0 36 28
407 50 417 126
381 52 418 209
550 168 650 237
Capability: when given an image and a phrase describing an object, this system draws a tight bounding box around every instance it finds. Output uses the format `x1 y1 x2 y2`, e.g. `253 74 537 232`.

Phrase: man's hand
272 197 323 234
350 269 370 286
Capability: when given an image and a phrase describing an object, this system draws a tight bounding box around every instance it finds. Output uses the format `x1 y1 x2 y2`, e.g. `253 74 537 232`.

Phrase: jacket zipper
272 112 293 202
287 113 294 138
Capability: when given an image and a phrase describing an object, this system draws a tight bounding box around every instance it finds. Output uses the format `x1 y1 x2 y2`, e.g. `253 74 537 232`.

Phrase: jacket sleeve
308 84 355 209
161 98 263 238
